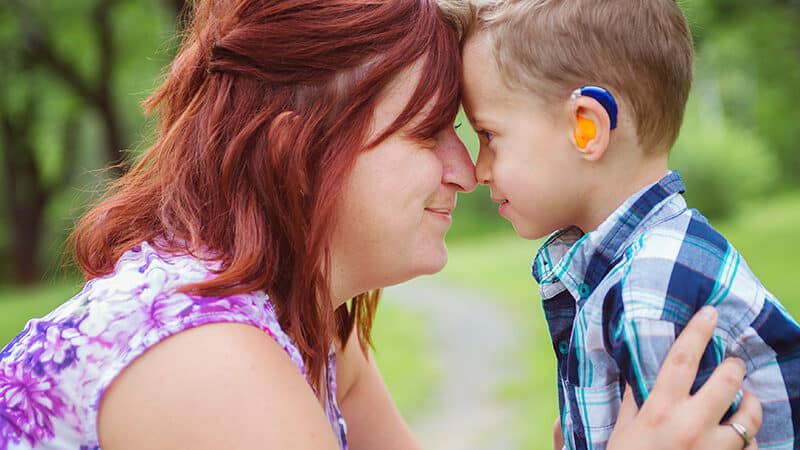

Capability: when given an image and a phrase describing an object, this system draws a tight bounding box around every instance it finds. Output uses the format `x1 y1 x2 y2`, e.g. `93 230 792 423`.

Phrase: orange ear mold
574 116 596 148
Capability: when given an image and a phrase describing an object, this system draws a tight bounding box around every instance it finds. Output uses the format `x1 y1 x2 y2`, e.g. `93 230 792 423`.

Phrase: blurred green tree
0 0 177 284
684 0 800 183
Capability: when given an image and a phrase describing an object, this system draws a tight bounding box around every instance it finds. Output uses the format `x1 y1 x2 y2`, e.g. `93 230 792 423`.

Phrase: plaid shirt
532 171 800 450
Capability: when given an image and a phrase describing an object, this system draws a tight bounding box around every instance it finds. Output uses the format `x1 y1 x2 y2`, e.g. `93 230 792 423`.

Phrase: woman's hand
553 416 564 450
607 306 762 450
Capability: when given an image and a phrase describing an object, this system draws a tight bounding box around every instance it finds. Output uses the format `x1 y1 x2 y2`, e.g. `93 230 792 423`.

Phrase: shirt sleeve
605 315 732 415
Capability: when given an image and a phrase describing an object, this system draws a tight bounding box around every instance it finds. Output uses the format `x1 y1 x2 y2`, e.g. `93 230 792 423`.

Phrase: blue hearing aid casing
573 86 618 130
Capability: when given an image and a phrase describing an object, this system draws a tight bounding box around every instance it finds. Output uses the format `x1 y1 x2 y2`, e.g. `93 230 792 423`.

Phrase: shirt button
578 283 591 298
558 340 570 355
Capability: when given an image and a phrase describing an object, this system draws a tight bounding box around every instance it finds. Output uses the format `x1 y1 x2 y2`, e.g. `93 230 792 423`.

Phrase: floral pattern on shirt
0 242 346 449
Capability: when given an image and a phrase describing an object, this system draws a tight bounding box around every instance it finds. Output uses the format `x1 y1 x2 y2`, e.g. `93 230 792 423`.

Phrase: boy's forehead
461 34 514 119
461 32 493 79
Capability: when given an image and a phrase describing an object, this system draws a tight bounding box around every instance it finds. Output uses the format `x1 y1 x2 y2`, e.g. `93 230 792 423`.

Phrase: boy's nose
475 148 493 185
438 128 477 193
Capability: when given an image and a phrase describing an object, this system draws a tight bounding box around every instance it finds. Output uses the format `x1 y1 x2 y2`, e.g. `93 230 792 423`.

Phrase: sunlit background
1 1 798 449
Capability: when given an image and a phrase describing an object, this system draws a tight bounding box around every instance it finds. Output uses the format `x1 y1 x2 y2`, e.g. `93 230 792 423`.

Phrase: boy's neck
576 147 669 234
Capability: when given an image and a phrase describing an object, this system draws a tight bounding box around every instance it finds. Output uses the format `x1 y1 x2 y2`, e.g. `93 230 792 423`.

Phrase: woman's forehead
370 58 436 134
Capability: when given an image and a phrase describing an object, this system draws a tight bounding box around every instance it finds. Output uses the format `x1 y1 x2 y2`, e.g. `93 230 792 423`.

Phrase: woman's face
329 62 477 301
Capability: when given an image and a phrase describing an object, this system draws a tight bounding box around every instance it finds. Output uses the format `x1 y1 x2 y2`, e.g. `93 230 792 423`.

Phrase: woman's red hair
70 0 461 388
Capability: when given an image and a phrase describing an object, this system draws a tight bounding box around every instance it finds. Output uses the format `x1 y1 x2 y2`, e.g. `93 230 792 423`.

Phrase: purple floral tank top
0 242 348 449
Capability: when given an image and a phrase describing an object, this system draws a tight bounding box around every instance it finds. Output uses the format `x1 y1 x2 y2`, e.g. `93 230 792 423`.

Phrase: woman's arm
335 328 422 450
97 323 342 450
607 306 762 450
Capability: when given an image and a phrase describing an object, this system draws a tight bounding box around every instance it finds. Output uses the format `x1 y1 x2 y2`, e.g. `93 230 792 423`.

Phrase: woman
0 1 760 449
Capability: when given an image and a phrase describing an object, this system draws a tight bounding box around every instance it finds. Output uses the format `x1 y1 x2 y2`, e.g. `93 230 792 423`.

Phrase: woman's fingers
651 306 719 399
553 416 564 450
690 390 761 449
706 426 754 450
731 390 763 436
721 390 762 448
707 424 759 450
690 357 747 425
607 307 765 450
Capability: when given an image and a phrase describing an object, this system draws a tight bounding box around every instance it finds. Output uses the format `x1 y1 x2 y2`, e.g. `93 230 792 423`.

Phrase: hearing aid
570 85 618 148
574 116 597 149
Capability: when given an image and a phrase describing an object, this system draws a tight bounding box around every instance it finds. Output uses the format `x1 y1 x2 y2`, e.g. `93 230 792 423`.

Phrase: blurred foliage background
0 0 798 448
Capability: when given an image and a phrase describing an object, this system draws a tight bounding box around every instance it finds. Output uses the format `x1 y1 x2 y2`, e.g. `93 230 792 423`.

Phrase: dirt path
384 275 522 450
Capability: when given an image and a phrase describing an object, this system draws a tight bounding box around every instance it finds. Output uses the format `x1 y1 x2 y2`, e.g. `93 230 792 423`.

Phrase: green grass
441 233 555 449
440 191 800 450
372 297 439 419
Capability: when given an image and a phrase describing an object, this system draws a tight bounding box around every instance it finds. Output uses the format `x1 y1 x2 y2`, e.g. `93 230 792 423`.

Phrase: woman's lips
425 207 453 223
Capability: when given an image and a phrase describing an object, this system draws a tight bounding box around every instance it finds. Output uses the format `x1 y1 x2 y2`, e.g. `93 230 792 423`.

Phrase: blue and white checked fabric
532 171 800 450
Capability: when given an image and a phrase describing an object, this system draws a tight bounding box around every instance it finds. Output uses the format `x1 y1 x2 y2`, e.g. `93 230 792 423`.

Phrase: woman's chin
418 244 449 275
380 242 448 289
405 245 449 279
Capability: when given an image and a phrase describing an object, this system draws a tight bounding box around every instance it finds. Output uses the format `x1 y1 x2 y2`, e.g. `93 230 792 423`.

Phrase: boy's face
461 34 588 240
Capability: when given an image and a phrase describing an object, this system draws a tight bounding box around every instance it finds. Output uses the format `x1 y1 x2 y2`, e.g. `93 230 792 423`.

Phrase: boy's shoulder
628 206 729 272
611 206 770 327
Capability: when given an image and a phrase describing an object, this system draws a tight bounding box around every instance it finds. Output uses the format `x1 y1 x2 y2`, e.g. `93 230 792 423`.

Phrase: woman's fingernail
700 306 718 321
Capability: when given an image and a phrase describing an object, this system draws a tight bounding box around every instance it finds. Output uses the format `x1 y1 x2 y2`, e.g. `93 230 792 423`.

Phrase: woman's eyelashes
412 134 438 150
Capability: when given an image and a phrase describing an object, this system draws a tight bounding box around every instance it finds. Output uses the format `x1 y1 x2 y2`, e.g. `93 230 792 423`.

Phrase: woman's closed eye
412 135 438 150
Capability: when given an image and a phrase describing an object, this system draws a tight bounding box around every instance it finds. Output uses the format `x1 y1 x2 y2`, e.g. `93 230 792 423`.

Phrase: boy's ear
569 96 612 162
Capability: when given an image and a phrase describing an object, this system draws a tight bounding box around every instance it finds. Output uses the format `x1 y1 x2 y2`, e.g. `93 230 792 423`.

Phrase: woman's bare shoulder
97 322 341 450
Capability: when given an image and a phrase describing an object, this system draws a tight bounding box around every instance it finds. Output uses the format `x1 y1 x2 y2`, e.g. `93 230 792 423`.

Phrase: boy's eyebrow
461 98 497 127
466 111 494 130
460 103 484 127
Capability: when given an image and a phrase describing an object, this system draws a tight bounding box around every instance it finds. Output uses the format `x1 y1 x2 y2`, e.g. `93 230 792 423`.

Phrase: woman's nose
437 128 477 193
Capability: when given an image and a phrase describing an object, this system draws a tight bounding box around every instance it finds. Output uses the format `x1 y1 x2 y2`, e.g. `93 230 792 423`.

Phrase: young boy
451 0 800 448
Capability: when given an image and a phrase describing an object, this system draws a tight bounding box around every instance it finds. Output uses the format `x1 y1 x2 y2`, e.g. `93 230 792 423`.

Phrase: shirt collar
532 171 686 301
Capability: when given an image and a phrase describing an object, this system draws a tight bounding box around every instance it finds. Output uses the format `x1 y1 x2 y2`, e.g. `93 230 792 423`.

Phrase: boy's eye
477 130 495 143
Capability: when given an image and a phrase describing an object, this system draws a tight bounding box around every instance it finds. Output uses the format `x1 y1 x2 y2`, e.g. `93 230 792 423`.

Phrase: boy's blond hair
440 0 694 152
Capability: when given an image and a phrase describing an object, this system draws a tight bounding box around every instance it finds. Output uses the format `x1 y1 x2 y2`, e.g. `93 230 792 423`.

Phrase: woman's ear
569 95 612 162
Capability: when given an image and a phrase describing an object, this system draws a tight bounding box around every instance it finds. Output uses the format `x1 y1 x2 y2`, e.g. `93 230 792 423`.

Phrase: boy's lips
491 197 510 216
498 201 510 217
491 196 509 204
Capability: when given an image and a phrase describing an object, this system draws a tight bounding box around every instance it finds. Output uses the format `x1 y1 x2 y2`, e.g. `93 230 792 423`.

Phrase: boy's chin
510 222 551 241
